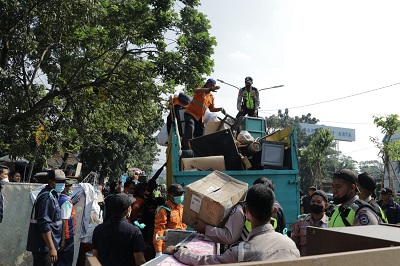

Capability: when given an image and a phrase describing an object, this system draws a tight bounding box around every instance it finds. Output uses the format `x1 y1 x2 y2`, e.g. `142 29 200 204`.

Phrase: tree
370 114 400 190
302 128 334 189
0 0 217 178
359 160 384 179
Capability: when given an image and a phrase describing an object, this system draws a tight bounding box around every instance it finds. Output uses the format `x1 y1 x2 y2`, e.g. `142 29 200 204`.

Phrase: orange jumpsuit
129 197 145 222
153 199 187 252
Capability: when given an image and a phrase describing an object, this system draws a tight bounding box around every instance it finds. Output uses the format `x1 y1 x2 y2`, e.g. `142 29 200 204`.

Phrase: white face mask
0 178 10 185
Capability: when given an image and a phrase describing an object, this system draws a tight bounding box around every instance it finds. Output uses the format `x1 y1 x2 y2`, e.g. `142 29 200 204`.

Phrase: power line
259 82 400 112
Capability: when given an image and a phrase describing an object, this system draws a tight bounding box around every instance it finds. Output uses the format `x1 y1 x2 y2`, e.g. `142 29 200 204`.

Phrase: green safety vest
244 91 254 109
328 199 386 227
241 217 278 240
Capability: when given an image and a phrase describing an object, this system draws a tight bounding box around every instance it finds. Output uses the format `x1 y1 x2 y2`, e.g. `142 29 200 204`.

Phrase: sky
154 0 400 168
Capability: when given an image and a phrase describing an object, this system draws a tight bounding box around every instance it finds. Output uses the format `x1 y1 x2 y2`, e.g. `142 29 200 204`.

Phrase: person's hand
193 218 207 234
48 247 58 263
221 108 226 115
163 246 176 255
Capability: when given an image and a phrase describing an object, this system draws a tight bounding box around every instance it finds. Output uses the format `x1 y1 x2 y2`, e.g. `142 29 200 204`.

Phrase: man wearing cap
291 190 329 256
27 169 67 266
57 179 77 266
236 76 260 118
377 187 400 224
182 78 226 150
328 169 380 227
300 185 317 214
92 193 146 266
358 172 387 223
153 184 187 257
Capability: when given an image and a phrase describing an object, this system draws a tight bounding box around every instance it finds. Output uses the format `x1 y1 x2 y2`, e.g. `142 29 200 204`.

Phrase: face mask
173 195 184 205
310 204 324 214
0 178 9 185
333 189 350 204
67 189 73 196
55 183 65 193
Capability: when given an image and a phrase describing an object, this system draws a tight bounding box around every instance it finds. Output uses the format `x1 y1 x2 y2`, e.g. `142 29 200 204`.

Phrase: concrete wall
0 183 86 266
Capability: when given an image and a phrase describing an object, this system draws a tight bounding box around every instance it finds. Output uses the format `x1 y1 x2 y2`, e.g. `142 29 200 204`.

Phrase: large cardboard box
183 170 248 228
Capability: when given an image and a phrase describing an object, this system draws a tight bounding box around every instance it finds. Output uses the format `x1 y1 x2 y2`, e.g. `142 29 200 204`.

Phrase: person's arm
42 231 58 263
134 252 146 265
237 90 243 111
290 220 301 248
195 86 220 93
147 163 166 193
254 88 260 109
168 245 239 265
204 204 245 245
60 220 66 249
153 208 168 253
92 249 99 258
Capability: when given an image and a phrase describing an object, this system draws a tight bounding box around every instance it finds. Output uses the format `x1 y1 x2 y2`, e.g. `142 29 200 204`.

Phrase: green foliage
0 0 216 178
359 160 384 178
371 114 400 189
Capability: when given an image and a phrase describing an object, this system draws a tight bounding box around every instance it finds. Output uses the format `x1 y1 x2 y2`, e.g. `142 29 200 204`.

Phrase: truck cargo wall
0 183 86 266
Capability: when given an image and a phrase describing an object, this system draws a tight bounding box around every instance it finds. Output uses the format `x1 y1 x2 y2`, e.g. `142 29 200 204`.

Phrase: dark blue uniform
27 186 62 265
377 199 400 224
0 185 3 223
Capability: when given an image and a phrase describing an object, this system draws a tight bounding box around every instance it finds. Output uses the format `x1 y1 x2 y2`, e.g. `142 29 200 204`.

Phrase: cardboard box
181 156 226 171
183 170 248 228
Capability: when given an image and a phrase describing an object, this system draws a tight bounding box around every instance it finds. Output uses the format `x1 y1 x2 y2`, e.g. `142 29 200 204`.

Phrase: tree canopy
0 0 217 178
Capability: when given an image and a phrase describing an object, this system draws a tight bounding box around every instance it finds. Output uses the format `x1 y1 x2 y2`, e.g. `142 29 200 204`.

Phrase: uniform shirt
377 198 400 224
27 185 62 252
291 213 329 256
328 195 380 227
174 223 299 265
153 199 187 252
59 194 76 239
92 216 146 266
204 203 246 245
130 197 145 222
185 88 215 121
237 87 260 110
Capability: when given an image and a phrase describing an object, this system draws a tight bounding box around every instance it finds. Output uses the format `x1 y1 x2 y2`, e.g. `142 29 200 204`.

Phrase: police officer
357 172 388 223
27 170 67 266
291 190 329 256
163 184 300 264
236 76 260 118
193 177 286 248
377 187 400 224
328 169 380 227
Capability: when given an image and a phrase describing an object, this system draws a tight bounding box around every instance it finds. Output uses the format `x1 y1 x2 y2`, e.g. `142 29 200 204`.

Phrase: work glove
155 252 163 258
221 108 226 115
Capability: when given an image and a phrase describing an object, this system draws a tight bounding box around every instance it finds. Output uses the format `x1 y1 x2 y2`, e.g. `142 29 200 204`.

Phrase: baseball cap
358 172 376 191
245 76 253 83
168 184 184 195
206 78 216 85
107 193 136 215
48 169 67 181
311 190 328 202
380 187 393 196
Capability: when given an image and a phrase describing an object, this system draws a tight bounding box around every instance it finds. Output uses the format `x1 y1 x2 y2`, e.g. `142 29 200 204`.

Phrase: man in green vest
328 169 380 227
236 76 260 118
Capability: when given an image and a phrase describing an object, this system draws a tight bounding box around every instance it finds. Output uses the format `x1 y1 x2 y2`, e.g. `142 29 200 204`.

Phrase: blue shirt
26 185 62 252
378 198 400 224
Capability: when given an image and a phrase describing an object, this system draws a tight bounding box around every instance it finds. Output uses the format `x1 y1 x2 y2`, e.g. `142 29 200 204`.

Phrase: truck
166 115 300 232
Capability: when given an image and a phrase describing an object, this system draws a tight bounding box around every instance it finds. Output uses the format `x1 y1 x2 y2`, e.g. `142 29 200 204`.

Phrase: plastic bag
237 130 255 144
156 123 169 146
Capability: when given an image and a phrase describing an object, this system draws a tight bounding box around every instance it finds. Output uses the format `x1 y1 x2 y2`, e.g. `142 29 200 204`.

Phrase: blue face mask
173 195 184 205
55 183 65 193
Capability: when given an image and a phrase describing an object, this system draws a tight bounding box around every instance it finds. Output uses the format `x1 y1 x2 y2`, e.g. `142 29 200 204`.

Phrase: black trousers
182 113 204 150
55 237 74 266
32 252 52 266
236 106 257 118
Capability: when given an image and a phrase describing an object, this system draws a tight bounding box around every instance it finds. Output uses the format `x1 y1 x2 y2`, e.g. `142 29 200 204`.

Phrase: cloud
228 50 250 62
